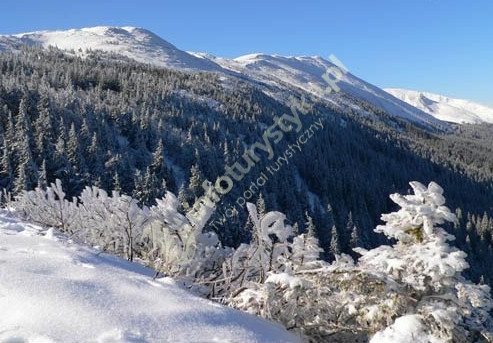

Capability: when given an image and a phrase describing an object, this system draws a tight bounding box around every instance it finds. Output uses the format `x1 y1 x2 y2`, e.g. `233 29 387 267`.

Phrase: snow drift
0 211 300 343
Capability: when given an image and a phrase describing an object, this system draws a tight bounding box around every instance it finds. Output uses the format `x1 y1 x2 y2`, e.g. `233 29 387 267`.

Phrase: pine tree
150 139 164 177
38 159 48 189
177 184 189 211
344 211 355 251
132 169 145 204
67 123 82 169
329 225 341 257
112 172 122 193
291 212 323 268
34 94 55 165
13 132 38 194
256 193 266 219
0 145 13 190
479 212 491 241
53 135 71 186
349 225 362 249
188 163 201 201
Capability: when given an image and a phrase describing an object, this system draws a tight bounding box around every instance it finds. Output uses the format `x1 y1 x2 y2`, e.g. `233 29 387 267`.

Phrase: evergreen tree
150 139 164 177
349 225 362 249
329 225 341 257
256 193 266 219
38 159 48 189
112 172 122 193
188 163 201 201
132 169 145 204
357 182 493 342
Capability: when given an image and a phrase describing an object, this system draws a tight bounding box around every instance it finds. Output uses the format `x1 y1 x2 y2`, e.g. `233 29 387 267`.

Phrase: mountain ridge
0 26 224 71
0 26 446 129
385 88 493 124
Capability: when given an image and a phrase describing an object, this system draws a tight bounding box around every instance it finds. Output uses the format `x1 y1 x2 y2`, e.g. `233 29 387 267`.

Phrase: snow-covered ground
0 211 300 343
385 88 493 124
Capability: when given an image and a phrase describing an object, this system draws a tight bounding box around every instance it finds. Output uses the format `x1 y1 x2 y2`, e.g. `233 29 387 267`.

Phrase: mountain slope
0 212 300 343
0 26 224 71
2 34 493 295
385 88 493 124
1 26 444 129
205 53 444 127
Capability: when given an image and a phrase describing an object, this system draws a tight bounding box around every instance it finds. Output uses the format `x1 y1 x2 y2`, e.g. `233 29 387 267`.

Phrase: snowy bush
78 186 150 261
13 180 228 291
222 203 357 341
143 191 228 290
11 180 493 343
15 181 151 261
14 179 79 233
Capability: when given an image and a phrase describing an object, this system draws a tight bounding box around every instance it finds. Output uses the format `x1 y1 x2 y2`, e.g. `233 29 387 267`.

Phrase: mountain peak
0 26 222 71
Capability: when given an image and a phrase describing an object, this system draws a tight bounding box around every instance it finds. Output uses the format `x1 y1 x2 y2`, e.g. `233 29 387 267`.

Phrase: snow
217 54 445 128
0 26 223 72
1 26 447 129
0 211 300 343
265 273 310 289
370 314 441 343
385 88 493 124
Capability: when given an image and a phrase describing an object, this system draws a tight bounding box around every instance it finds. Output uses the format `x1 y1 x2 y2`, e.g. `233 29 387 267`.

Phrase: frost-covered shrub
13 180 228 287
78 186 150 261
223 203 348 341
15 181 150 261
12 180 493 342
14 179 78 233
143 191 229 294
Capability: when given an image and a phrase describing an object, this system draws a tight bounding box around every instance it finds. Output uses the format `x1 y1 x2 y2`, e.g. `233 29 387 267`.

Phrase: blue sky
1 0 492 105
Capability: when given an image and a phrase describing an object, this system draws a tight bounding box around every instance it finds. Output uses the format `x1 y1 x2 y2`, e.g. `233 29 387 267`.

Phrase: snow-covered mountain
0 212 300 343
0 26 445 128
0 26 223 71
207 53 443 127
385 88 493 124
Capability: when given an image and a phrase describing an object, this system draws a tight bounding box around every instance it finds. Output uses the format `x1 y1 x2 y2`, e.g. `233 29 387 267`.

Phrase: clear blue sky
1 0 492 105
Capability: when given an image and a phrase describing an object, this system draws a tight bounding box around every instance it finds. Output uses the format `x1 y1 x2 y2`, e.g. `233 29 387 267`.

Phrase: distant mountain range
4 26 489 127
385 88 493 124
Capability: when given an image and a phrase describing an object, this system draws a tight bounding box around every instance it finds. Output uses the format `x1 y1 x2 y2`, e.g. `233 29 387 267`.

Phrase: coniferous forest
1 47 493 283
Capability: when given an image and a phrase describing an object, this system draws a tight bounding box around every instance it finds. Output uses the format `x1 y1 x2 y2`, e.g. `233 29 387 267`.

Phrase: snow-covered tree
355 181 493 342
291 212 323 269
329 224 341 257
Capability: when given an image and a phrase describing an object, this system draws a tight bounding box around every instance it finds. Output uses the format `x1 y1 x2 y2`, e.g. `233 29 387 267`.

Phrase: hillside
0 211 300 343
206 53 443 127
1 46 493 282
